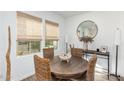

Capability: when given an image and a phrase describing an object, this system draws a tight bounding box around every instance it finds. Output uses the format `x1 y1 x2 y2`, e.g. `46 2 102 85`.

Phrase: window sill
16 51 43 59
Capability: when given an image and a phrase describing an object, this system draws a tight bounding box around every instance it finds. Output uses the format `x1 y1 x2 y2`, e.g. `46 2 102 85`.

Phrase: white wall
64 11 124 76
0 12 2 79
0 11 65 80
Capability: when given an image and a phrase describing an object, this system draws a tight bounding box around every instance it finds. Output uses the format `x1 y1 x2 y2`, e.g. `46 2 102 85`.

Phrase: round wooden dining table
50 56 88 79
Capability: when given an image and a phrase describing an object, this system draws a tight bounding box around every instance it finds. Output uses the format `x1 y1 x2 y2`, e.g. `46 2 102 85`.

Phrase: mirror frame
76 20 98 42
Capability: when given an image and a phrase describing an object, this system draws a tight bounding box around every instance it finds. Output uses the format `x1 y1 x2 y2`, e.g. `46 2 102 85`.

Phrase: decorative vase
83 42 88 50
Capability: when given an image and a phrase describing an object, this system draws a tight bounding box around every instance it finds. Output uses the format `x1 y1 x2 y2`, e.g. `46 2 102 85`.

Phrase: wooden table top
50 56 88 79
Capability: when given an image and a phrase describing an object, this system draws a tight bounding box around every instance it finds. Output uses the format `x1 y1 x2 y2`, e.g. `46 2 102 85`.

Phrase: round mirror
77 20 98 42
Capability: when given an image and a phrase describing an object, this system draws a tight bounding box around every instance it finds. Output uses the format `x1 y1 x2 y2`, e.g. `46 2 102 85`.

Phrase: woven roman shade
45 20 59 40
17 11 42 41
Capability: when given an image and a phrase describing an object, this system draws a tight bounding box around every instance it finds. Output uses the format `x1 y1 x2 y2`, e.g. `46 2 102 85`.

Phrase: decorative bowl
59 53 71 63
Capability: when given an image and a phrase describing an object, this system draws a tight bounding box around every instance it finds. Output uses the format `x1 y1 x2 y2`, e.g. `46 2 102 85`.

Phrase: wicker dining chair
34 55 51 81
71 48 84 58
43 48 54 59
86 54 97 81
70 54 97 81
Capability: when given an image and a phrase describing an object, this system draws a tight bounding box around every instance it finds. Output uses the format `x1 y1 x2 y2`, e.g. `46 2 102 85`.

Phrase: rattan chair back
34 55 51 80
43 48 54 59
86 54 97 81
71 48 84 58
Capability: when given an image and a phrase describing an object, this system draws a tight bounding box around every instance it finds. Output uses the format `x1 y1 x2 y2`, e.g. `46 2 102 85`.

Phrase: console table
83 50 110 80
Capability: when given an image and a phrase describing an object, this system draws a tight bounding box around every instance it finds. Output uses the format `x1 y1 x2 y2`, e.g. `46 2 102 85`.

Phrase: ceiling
52 11 88 18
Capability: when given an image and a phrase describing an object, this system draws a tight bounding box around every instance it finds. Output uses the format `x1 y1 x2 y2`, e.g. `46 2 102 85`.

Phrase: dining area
32 47 97 81
1 11 124 81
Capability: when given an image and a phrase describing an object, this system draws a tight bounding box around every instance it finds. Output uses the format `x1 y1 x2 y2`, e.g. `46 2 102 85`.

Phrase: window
16 12 42 56
45 20 59 49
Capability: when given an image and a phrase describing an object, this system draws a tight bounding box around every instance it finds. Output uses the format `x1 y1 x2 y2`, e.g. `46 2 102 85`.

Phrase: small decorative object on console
96 48 99 52
100 45 108 53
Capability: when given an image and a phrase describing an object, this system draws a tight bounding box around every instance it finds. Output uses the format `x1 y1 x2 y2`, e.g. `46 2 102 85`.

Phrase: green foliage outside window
45 40 58 49
17 41 41 56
